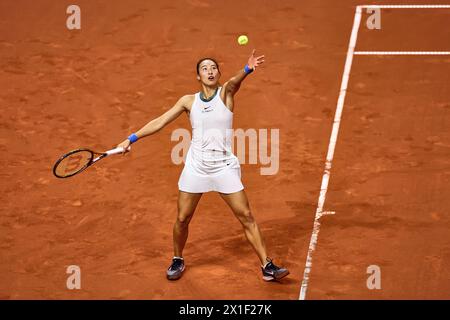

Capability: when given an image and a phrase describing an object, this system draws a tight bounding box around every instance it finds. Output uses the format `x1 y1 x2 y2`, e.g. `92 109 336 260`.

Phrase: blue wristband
128 133 138 144
244 64 253 74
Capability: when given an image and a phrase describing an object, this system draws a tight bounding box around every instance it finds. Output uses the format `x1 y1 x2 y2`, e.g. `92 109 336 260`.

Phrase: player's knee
238 210 255 228
176 214 192 228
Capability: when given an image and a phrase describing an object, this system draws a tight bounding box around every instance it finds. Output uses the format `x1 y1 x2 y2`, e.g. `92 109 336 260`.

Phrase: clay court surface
1 0 449 299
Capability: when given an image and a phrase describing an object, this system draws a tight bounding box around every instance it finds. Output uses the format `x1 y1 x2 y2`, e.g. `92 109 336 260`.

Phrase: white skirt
178 158 244 194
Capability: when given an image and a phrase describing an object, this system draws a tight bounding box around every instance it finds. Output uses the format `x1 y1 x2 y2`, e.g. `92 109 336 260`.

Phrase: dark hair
196 57 220 75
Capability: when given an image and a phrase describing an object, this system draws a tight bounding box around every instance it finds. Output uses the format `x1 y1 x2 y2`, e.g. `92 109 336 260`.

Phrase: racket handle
106 146 131 155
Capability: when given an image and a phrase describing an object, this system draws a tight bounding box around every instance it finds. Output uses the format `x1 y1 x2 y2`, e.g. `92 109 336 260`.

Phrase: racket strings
54 150 92 177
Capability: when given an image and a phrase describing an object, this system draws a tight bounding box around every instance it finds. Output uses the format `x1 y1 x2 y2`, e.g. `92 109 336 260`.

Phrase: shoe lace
170 259 183 271
265 258 280 271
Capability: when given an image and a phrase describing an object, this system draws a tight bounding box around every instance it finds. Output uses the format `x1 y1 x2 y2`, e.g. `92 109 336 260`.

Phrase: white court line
360 5 450 8
299 4 450 300
298 6 363 301
355 51 450 55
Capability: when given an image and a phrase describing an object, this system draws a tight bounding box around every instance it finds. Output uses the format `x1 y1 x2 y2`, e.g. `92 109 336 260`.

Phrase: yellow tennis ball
238 35 248 45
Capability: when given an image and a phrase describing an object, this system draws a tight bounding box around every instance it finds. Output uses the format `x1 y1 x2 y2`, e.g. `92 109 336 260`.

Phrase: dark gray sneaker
167 257 185 280
262 258 289 281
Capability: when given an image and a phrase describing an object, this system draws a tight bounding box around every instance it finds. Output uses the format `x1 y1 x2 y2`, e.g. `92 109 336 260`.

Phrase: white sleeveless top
185 87 240 176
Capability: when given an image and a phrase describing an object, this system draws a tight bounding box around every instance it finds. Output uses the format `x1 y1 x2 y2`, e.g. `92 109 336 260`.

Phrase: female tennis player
116 50 289 282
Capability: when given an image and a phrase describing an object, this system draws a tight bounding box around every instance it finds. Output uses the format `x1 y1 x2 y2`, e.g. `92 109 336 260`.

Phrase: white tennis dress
178 87 244 194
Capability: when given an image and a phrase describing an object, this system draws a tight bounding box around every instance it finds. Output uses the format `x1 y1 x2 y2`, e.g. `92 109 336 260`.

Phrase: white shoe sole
167 265 185 280
263 270 289 281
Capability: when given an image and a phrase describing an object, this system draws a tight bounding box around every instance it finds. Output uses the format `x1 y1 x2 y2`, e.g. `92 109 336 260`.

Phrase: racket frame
53 146 126 178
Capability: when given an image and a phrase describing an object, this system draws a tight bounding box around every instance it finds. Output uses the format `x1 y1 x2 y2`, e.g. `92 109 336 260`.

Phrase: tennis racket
53 146 129 178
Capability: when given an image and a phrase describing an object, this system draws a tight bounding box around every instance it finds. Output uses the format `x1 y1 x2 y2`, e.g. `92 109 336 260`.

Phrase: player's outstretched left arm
224 49 265 97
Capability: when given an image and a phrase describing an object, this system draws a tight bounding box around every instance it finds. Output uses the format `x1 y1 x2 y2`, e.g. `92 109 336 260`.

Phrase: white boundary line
298 4 450 301
298 5 363 301
355 51 450 55
360 5 450 8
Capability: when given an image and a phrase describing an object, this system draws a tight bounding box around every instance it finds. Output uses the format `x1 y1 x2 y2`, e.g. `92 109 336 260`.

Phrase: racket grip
106 146 130 155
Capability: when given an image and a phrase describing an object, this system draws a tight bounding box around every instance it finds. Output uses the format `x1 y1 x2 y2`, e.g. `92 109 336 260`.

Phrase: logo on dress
202 105 214 113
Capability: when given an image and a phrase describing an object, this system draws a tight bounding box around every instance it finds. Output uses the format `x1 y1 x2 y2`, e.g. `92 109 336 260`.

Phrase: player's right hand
116 139 131 154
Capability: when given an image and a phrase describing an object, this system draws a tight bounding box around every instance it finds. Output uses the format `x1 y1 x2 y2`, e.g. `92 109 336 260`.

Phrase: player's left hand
247 49 265 70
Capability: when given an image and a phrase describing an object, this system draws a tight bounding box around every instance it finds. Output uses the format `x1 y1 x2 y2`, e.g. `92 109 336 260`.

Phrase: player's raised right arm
116 95 190 151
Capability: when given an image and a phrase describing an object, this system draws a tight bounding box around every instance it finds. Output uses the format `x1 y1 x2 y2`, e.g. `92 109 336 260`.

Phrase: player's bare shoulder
180 94 196 113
